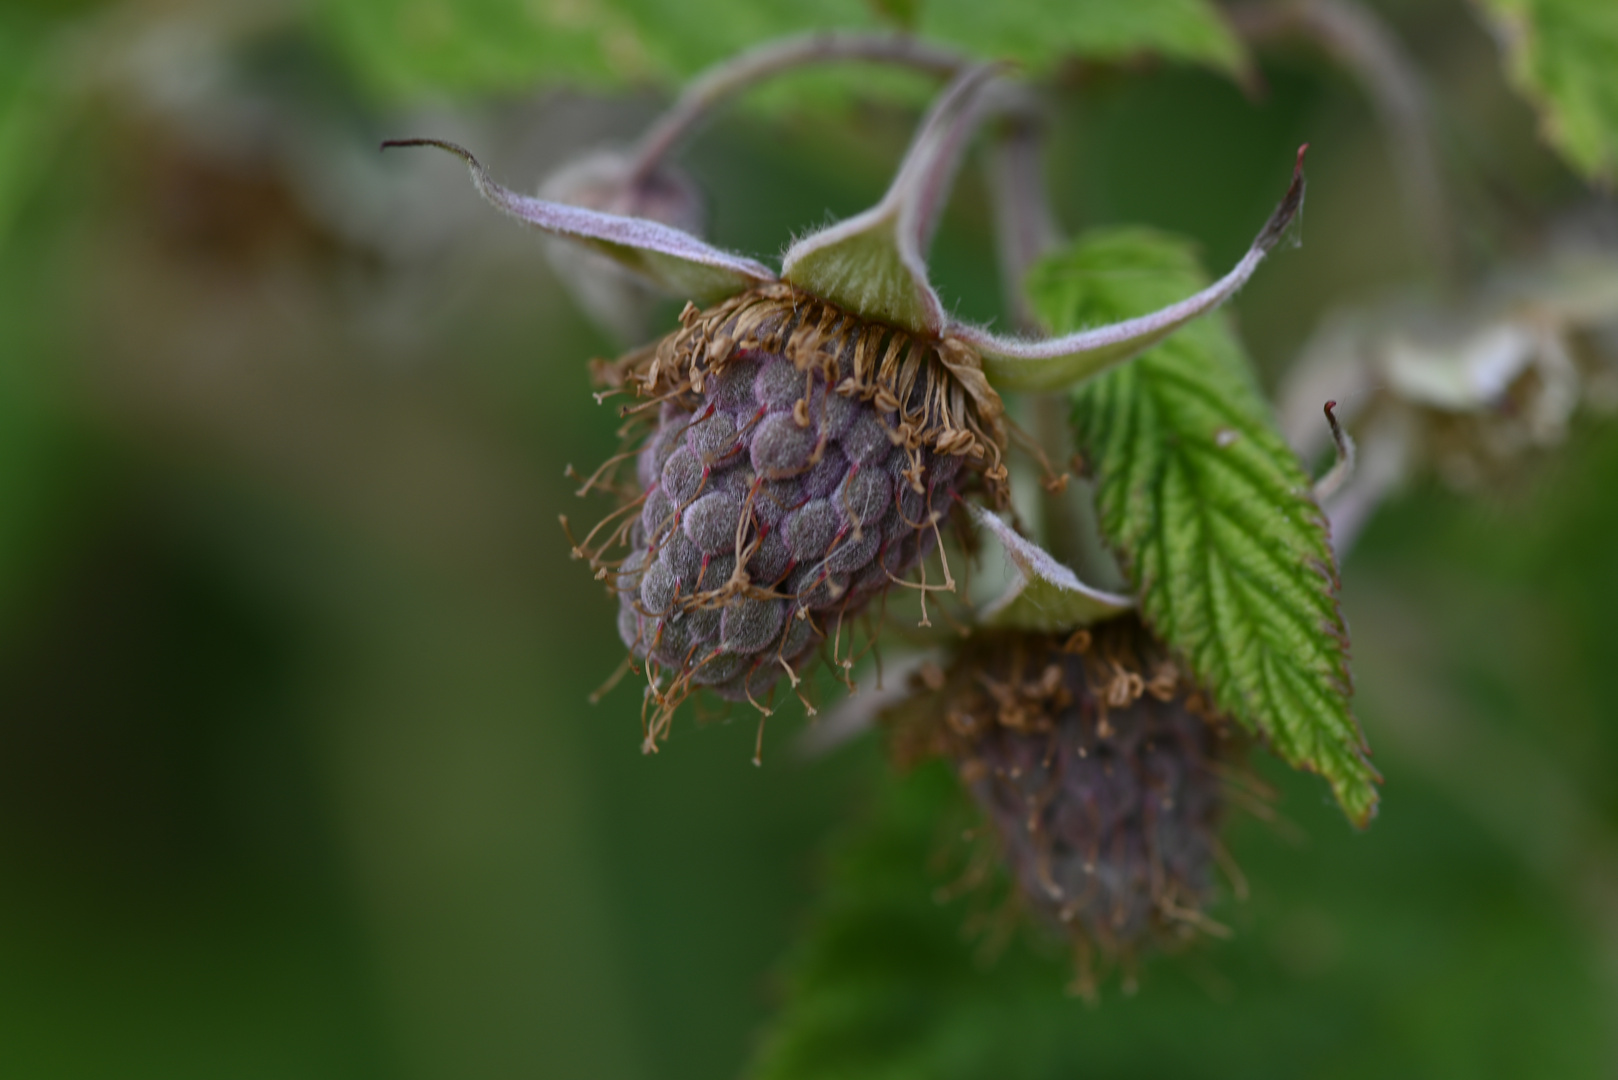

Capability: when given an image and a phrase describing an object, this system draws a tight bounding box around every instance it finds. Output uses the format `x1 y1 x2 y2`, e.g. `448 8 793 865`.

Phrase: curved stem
986 110 1060 332
983 112 1127 591
626 31 971 185
1229 0 1457 281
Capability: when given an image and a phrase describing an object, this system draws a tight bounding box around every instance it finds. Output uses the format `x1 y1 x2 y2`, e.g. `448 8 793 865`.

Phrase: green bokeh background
1 1 1615 1077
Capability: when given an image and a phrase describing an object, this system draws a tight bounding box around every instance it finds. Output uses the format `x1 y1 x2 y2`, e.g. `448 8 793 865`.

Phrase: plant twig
983 110 1127 589
1312 399 1358 500
626 31 971 185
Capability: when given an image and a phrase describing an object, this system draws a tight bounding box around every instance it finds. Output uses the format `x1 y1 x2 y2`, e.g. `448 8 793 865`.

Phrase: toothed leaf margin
1030 228 1379 826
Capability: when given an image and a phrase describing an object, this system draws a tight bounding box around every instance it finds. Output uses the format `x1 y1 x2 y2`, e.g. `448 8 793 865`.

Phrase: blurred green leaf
0 18 68 252
315 0 1247 101
748 757 1607 1080
314 0 877 98
1030 229 1377 826
920 0 1247 78
866 0 921 31
605 0 875 79
315 0 654 96
1477 0 1618 181
0 25 77 629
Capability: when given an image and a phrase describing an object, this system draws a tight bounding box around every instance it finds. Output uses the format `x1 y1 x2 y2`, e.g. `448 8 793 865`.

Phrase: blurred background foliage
1 0 1616 1077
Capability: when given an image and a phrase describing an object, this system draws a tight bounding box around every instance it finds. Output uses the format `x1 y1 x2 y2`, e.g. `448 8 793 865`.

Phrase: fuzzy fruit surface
617 348 961 703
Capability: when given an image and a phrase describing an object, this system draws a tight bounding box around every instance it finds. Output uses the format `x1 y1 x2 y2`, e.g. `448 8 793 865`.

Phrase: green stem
985 113 1126 589
626 32 970 186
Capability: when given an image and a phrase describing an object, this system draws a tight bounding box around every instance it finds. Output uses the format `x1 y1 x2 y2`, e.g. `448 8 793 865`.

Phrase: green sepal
781 217 942 334
971 505 1134 630
781 65 1000 333
959 147 1306 393
1477 0 1618 182
380 138 775 304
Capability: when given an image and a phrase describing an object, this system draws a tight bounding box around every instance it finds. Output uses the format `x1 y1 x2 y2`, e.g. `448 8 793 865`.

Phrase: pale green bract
1477 0 1618 181
1033 229 1379 827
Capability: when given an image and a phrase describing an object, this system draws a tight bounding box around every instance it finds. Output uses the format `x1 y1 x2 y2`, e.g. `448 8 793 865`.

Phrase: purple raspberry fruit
588 286 1009 738
886 618 1235 969
618 346 954 704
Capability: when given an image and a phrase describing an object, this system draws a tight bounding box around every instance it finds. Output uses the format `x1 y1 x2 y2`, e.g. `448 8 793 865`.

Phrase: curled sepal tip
962 145 1310 393
779 64 1005 335
972 506 1134 630
380 138 777 304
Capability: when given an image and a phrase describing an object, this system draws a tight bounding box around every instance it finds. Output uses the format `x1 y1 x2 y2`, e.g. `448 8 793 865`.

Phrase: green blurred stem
985 112 1126 589
627 32 970 185
985 111 1058 331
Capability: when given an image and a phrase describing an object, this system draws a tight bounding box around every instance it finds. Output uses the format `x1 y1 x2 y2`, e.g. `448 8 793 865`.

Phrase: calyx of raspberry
381 64 1306 396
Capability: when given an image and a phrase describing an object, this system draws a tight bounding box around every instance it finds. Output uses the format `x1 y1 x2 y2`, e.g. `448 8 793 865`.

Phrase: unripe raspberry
586 285 1007 740
885 617 1235 975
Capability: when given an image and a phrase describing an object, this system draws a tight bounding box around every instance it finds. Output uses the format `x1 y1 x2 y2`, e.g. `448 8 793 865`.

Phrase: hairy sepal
962 147 1307 393
971 506 1134 629
380 138 774 303
780 65 1002 334
1033 228 1379 827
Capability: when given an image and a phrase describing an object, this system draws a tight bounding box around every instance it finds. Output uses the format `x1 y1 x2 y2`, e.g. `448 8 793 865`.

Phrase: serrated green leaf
1029 228 1378 826
1477 0 1618 181
921 0 1248 78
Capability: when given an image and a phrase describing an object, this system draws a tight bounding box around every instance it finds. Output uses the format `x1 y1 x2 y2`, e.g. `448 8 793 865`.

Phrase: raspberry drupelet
587 284 1008 740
